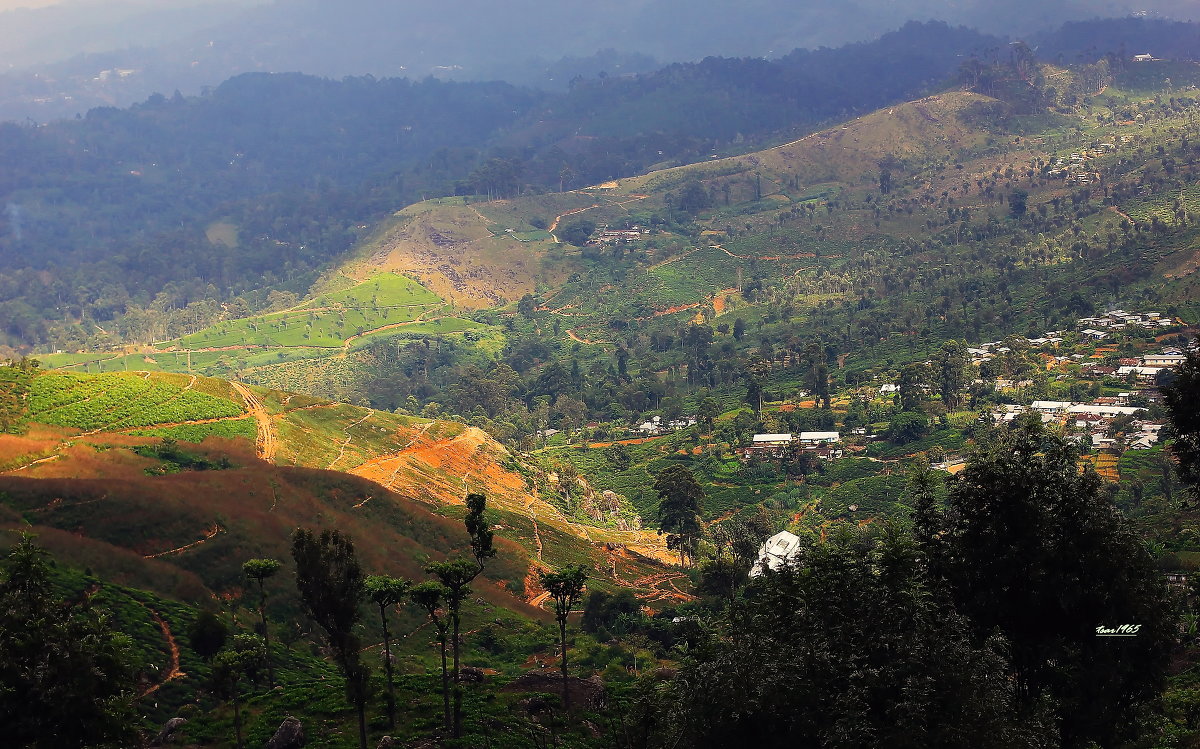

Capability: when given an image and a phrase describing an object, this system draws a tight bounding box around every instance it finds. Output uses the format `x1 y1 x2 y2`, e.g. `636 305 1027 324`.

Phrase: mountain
0 0 259 71
0 20 1006 355
30 54 1200 528
5 20 1200 747
2 0 1198 121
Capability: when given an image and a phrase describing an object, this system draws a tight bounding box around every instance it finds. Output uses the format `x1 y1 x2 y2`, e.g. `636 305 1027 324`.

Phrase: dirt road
232 382 276 461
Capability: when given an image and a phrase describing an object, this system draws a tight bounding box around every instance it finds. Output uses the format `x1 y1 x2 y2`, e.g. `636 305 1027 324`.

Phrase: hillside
6 32 1200 749
0 368 679 611
345 90 993 310
2 20 1046 356
31 58 1200 416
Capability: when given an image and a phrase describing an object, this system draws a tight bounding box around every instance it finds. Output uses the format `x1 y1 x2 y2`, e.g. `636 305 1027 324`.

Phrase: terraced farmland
37 273 497 394
28 372 246 432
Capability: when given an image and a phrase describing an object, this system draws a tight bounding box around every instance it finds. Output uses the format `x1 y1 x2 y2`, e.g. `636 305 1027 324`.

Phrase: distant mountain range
1 0 1198 122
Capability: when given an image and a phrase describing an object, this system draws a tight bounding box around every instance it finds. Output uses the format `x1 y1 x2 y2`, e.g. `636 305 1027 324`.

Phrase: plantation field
176 273 447 350
1122 184 1200 224
128 419 258 442
28 372 245 432
298 272 441 310
38 272 498 392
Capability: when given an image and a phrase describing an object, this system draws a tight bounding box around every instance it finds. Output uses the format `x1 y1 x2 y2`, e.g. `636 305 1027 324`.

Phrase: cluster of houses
1079 310 1178 338
1045 143 1119 183
635 414 697 436
588 225 652 245
740 431 843 461
991 399 1165 451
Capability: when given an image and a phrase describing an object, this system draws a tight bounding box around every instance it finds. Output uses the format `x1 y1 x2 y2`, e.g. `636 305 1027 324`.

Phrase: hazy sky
0 0 263 11
0 0 60 9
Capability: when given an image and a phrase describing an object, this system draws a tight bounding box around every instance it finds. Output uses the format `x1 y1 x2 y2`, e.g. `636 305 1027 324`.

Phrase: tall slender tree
654 464 704 566
242 557 281 686
364 575 411 730
932 339 970 411
292 528 369 749
426 492 495 738
538 566 588 710
410 580 451 732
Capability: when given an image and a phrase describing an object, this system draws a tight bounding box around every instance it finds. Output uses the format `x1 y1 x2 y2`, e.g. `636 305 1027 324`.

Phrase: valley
2 18 1200 748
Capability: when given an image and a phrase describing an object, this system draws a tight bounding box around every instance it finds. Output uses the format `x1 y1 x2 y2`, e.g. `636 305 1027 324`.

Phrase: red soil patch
0 434 65 465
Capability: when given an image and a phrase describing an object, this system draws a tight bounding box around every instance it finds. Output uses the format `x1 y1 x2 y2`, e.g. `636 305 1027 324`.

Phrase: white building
1143 354 1186 368
753 433 794 446
750 531 803 577
798 431 840 445
1068 404 1145 417
1031 401 1072 414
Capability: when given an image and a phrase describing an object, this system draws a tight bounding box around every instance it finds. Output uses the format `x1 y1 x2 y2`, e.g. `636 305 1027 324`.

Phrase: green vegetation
129 419 258 443
3 18 1200 748
28 372 244 431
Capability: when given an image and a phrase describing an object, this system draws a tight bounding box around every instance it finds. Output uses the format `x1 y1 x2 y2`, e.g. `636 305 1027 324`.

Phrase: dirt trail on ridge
232 382 276 461
138 604 185 697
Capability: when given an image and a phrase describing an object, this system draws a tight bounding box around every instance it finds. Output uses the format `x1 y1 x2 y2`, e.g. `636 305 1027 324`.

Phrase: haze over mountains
2 0 1198 121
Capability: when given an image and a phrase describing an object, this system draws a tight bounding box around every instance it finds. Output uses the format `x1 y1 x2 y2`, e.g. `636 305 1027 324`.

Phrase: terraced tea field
38 273 496 387
28 371 247 434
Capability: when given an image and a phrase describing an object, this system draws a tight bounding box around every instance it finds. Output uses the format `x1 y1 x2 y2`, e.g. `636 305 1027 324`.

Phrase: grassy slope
0 370 675 603
38 272 493 387
322 91 995 339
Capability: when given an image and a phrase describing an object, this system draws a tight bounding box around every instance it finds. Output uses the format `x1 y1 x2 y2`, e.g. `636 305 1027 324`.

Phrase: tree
242 557 281 686
640 523 1046 748
802 343 832 409
699 518 769 602
697 394 720 430
604 442 632 471
559 220 595 246
517 293 536 317
679 180 712 215
426 492 495 738
932 339 970 410
538 565 588 710
940 418 1176 747
211 634 267 749
887 410 929 444
897 361 928 411
292 528 369 749
1010 188 1029 218
0 536 140 748
364 575 411 730
581 589 642 637
744 376 763 414
654 464 704 566
410 581 452 732
188 608 229 661
1163 351 1200 499
732 317 746 340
